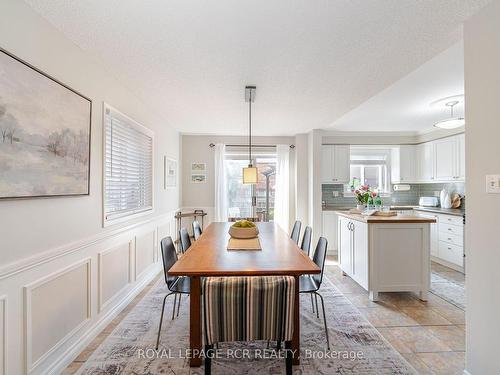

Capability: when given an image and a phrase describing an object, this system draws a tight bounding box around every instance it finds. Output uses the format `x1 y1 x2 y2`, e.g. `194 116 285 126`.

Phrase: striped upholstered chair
202 276 295 375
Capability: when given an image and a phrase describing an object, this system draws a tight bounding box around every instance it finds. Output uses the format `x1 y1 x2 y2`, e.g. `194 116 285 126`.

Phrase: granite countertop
413 207 465 217
335 210 437 224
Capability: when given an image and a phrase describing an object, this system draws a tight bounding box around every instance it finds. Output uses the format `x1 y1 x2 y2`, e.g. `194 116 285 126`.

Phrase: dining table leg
189 276 202 367
292 275 300 365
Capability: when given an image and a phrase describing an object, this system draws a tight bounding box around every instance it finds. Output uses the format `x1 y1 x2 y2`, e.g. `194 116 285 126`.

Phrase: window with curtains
103 104 153 225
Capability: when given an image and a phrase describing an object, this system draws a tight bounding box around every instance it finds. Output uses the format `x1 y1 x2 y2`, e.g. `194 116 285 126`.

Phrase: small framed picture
164 157 177 188
191 174 206 184
191 163 206 172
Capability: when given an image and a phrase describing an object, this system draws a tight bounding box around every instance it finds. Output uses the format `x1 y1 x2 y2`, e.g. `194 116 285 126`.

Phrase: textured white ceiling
331 41 465 133
25 0 490 135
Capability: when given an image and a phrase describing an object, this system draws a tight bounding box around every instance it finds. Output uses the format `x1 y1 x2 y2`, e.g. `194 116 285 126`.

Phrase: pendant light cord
249 91 252 166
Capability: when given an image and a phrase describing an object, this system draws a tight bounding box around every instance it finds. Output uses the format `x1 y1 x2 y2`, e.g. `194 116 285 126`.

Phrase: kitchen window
348 147 391 194
103 103 154 226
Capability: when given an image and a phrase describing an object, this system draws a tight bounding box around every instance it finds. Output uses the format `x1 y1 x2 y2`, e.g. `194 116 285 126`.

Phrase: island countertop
335 211 437 224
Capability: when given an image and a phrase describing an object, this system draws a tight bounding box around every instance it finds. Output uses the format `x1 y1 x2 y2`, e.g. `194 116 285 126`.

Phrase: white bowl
228 226 259 239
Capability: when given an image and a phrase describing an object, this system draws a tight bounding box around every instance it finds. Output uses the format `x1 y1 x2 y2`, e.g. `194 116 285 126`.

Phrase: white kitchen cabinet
416 142 435 182
391 145 417 183
435 213 464 270
321 145 350 184
337 217 368 289
457 133 466 180
321 211 338 253
434 137 456 181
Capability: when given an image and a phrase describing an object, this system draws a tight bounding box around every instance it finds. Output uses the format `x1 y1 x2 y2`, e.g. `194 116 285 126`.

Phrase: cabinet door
333 145 350 183
417 142 435 182
322 212 338 252
338 217 352 275
321 145 334 183
434 138 456 181
457 133 465 180
400 145 416 182
352 221 368 289
430 216 439 257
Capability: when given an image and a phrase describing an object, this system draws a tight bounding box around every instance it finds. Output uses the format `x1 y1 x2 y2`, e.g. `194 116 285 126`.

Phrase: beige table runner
227 237 262 250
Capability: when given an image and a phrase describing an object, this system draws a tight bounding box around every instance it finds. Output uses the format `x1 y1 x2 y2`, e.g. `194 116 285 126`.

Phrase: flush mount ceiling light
242 85 258 184
433 100 465 129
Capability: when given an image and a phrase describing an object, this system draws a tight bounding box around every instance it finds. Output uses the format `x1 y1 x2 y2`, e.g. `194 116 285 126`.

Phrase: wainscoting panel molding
24 258 92 374
135 230 156 280
98 241 133 312
0 295 6 375
0 210 176 375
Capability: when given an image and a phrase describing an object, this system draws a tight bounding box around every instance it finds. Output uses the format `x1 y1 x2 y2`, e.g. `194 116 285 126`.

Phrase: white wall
464 2 500 374
0 1 179 373
181 134 296 230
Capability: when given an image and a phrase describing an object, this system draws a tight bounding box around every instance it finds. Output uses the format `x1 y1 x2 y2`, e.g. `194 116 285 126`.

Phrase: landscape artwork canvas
0 50 91 199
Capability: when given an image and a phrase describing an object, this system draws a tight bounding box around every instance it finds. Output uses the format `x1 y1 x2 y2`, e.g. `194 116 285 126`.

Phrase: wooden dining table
168 221 320 367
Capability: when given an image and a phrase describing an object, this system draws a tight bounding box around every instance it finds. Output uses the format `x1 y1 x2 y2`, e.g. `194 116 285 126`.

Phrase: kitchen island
336 211 436 301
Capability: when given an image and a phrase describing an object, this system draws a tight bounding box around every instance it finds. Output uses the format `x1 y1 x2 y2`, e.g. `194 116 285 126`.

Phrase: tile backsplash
322 182 465 209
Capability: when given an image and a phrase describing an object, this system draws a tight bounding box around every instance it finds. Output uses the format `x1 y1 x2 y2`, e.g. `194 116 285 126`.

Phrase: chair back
179 227 192 253
300 226 312 256
202 276 295 345
192 220 202 240
312 237 328 286
160 236 179 290
290 220 302 244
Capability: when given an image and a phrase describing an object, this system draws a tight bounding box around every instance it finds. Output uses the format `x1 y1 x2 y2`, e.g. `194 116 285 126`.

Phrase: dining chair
192 220 202 240
300 226 312 256
203 276 294 375
290 220 302 244
156 236 190 349
179 227 192 253
299 237 330 350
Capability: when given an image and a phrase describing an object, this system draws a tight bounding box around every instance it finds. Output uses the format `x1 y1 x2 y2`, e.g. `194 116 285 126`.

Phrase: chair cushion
202 276 295 345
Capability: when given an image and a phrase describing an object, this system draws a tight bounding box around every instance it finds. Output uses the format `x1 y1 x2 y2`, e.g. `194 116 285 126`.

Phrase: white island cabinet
337 212 436 301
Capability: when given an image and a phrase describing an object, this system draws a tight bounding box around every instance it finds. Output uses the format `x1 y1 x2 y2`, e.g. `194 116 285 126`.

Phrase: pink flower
371 191 377 198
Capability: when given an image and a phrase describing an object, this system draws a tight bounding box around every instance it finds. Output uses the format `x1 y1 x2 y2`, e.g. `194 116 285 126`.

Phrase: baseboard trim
44 264 161 375
0 211 175 281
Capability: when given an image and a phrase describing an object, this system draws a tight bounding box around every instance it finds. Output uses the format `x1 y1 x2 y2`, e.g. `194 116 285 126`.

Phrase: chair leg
176 293 182 317
171 293 178 320
310 293 315 314
205 344 213 375
285 341 292 375
314 294 319 319
156 292 173 350
314 292 330 350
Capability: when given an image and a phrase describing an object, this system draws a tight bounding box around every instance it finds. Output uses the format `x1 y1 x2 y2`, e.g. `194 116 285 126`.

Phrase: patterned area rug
430 272 466 310
76 276 416 374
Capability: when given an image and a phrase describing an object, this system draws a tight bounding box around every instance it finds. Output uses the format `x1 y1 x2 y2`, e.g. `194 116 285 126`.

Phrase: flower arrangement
353 184 371 205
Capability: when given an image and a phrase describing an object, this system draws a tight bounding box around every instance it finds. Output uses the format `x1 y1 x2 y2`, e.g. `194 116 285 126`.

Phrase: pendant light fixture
243 85 258 184
434 100 465 129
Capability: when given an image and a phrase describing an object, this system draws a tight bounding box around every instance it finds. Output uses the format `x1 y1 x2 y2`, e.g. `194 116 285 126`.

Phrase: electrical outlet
332 191 339 198
486 175 500 194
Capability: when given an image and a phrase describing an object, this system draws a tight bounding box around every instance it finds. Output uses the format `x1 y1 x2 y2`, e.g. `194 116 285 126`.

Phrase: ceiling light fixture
242 85 258 184
434 100 465 129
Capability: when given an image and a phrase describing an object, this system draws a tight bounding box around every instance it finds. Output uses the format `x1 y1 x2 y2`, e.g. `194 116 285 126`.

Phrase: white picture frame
164 157 177 188
191 174 206 184
191 162 206 173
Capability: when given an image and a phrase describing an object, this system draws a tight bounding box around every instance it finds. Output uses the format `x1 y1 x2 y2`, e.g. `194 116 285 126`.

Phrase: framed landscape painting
0 49 92 199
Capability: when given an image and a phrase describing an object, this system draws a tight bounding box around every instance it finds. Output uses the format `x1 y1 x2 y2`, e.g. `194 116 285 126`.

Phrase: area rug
76 277 416 374
430 272 466 310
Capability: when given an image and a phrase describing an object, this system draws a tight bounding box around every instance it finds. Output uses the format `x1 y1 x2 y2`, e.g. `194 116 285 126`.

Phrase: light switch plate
486 175 500 193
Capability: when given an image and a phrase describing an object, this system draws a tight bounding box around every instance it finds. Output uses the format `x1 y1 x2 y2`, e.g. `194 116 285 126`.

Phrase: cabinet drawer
439 222 463 236
439 232 463 247
438 241 463 266
438 214 463 227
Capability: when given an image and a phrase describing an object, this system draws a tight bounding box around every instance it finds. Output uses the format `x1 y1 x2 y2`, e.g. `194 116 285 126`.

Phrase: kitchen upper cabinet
321 145 350 184
434 137 456 181
416 142 435 182
391 145 417 183
457 133 466 180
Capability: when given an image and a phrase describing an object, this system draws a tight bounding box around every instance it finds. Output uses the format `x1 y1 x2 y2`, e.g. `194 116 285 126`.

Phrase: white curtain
214 143 228 222
274 144 290 231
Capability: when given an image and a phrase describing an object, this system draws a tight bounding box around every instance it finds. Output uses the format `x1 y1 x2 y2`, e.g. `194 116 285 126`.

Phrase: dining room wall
0 1 180 374
180 134 297 231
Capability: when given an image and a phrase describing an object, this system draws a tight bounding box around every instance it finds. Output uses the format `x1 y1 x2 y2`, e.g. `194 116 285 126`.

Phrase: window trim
102 103 154 227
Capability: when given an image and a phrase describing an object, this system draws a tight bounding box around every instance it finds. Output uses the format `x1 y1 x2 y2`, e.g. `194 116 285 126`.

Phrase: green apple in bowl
229 220 259 238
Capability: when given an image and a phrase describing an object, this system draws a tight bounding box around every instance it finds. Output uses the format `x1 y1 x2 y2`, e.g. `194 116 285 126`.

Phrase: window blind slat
103 105 153 222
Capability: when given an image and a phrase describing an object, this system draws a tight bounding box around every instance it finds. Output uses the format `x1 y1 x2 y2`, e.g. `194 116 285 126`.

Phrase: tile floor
65 259 466 375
